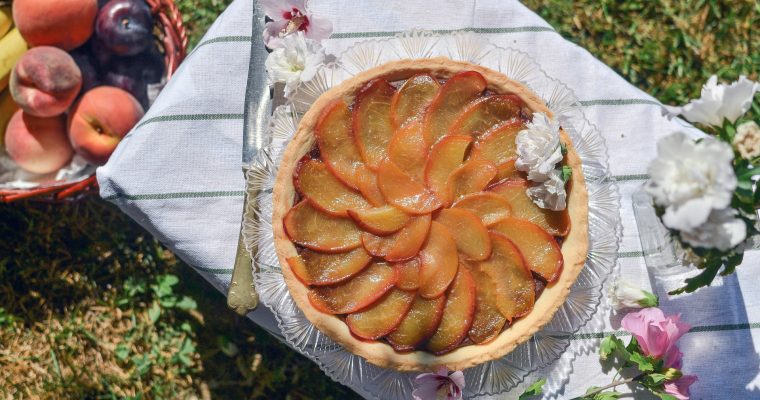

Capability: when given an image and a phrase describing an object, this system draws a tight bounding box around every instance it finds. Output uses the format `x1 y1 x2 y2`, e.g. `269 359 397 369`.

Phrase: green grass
1 1 758 399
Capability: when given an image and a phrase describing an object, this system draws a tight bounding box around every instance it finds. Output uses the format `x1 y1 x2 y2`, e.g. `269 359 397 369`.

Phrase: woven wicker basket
0 0 188 203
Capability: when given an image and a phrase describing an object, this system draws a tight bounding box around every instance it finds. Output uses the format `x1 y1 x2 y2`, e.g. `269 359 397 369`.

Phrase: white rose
526 169 567 211
515 113 563 182
608 279 658 310
680 208 747 251
264 32 325 95
645 132 736 232
664 75 760 127
733 121 760 160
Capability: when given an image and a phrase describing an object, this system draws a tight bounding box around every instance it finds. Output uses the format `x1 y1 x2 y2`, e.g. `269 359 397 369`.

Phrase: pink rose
621 307 691 363
412 367 465 400
664 375 698 400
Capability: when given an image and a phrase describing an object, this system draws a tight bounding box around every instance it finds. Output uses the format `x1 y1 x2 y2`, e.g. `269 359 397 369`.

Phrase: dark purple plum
89 38 114 67
69 47 101 92
104 70 148 108
95 0 154 56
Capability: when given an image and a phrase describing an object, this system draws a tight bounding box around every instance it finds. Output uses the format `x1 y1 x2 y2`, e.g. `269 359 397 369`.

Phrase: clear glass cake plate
242 30 622 399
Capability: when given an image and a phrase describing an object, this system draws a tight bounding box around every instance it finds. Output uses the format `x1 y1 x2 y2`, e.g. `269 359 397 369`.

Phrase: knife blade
227 0 275 315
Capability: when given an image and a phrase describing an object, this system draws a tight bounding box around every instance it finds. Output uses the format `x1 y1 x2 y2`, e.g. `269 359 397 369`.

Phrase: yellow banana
0 7 11 39
0 90 18 148
0 28 28 92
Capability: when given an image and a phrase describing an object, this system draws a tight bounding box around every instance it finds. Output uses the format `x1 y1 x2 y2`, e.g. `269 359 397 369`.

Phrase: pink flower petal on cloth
303 15 333 41
621 308 690 359
663 345 683 369
263 19 290 48
664 375 698 400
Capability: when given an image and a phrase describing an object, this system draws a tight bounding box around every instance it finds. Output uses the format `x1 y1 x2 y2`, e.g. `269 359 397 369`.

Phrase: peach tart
272 58 589 371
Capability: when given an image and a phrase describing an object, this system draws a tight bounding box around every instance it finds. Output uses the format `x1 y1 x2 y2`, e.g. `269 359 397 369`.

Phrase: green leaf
600 335 621 360
669 253 723 295
560 142 568 156
629 352 655 372
656 393 679 400
561 165 573 182
176 338 196 367
636 290 659 308
593 392 620 400
114 343 130 361
663 368 683 381
175 296 197 311
148 302 161 323
518 378 546 399
642 373 668 387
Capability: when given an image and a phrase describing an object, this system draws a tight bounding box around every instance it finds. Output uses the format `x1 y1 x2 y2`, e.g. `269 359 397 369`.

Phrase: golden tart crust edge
271 58 590 372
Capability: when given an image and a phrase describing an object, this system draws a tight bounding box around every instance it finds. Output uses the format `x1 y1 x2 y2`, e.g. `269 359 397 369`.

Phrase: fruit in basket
96 0 154 56
69 48 101 93
0 7 12 39
12 0 97 51
103 49 165 108
10 47 82 118
67 86 144 165
0 28 29 93
5 110 73 174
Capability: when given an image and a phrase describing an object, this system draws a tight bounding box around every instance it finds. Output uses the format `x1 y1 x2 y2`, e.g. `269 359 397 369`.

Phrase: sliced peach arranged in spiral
434 209 491 261
491 218 564 283
424 135 472 203
426 266 477 354
378 158 442 215
287 247 372 286
469 268 508 344
348 205 410 236
390 73 441 129
418 221 459 299
388 120 428 182
387 295 446 351
346 288 416 340
360 214 432 261
452 192 512 226
354 169 386 206
422 71 487 145
476 233 535 321
295 158 371 216
284 200 362 253
492 159 525 183
353 78 396 170
449 94 525 137
308 261 397 314
470 119 523 168
394 257 421 290
446 159 497 203
489 180 570 237
315 99 367 189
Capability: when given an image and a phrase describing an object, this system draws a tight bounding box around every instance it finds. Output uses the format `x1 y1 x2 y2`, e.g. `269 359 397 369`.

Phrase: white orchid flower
664 75 759 127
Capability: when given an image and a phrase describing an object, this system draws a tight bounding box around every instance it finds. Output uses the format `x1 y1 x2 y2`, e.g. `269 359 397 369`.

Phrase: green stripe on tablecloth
613 174 649 182
194 265 235 275
579 99 661 107
134 113 244 130
329 26 555 39
103 190 245 201
193 35 253 51
570 323 760 340
618 251 645 258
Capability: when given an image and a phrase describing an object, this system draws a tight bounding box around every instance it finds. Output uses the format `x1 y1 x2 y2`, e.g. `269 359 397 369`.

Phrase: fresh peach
10 46 82 117
67 86 144 165
4 110 73 174
13 0 97 50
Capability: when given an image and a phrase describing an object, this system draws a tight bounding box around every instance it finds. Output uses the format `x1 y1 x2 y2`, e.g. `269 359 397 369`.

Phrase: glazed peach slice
489 180 570 237
346 288 415 340
284 200 362 253
377 158 442 215
476 232 535 321
354 169 386 206
353 78 396 170
360 214 431 261
348 205 410 235
390 73 441 129
426 266 477 355
434 209 492 261
452 192 512 226
492 159 525 183
308 261 397 314
449 94 524 137
388 120 428 182
287 247 372 286
387 295 446 351
295 158 371 216
470 119 523 168
468 268 507 344
418 221 459 298
424 135 472 203
490 218 564 283
394 257 421 290
315 99 367 189
446 159 497 203
422 70 487 145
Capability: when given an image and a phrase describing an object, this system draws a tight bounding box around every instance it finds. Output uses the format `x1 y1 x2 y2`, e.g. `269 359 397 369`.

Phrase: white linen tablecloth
97 0 760 397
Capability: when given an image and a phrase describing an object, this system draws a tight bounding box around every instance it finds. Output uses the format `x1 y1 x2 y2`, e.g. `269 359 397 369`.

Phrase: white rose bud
608 279 659 310
733 121 760 160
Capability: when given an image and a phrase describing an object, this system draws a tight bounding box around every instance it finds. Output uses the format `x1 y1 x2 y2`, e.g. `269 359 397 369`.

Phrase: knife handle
227 193 260 315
